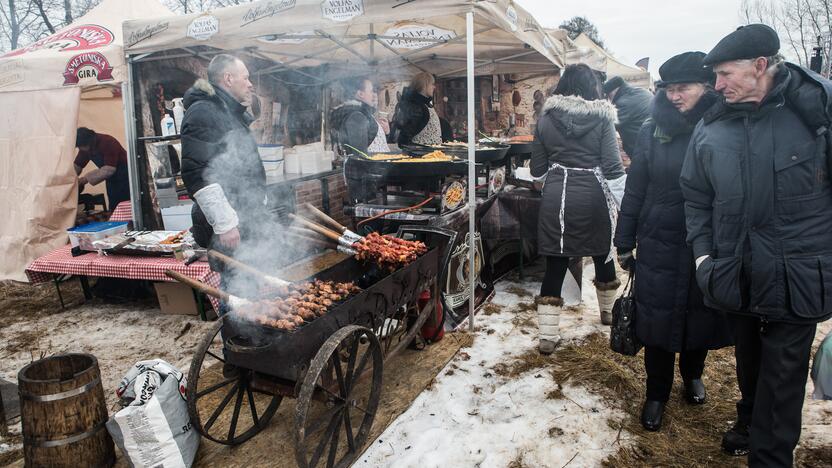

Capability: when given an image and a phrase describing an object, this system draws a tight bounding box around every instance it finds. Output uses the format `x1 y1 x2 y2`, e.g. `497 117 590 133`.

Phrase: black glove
617 250 635 271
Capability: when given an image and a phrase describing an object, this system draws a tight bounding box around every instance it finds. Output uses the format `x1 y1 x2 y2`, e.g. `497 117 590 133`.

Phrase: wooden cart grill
182 226 456 468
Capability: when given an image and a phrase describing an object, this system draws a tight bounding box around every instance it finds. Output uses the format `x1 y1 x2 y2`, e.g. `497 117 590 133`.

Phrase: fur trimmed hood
543 94 618 123
542 94 618 137
183 78 252 125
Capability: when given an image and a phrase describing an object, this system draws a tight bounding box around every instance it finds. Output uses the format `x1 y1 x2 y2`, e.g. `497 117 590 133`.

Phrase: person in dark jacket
74 128 130 208
680 24 832 466
330 77 389 155
614 52 732 432
603 76 652 157
531 64 626 354
391 72 446 146
180 54 273 274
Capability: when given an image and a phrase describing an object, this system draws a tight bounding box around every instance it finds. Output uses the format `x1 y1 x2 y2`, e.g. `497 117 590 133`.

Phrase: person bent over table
74 127 130 208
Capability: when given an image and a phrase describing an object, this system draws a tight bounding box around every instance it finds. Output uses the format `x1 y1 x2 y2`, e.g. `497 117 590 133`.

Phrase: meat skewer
289 215 428 271
207 250 290 290
302 203 362 242
164 269 360 331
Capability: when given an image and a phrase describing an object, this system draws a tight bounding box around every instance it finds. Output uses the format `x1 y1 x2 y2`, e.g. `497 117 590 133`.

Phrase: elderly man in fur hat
681 24 832 466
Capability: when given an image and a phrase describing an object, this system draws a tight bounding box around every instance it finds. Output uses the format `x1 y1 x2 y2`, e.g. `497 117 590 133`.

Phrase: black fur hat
657 52 714 87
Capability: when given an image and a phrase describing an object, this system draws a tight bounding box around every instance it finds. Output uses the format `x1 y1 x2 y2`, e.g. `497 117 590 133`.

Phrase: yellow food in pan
367 153 409 160
444 184 464 206
397 150 453 162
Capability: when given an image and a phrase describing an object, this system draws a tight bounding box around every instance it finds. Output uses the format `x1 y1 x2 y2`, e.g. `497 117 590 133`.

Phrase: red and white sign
63 52 114 85
3 24 114 58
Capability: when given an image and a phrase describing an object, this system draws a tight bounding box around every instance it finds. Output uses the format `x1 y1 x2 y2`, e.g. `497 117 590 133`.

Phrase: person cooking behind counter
330 76 389 155
74 127 130 208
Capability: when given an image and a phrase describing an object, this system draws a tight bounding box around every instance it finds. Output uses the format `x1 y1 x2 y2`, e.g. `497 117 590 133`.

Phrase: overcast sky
516 0 746 77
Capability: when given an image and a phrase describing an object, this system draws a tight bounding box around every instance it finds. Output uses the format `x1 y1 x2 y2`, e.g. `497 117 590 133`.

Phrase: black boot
640 400 665 431
683 378 706 405
721 420 750 456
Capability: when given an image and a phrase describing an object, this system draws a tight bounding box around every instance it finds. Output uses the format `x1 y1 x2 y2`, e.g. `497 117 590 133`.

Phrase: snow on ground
0 301 216 411
358 267 630 467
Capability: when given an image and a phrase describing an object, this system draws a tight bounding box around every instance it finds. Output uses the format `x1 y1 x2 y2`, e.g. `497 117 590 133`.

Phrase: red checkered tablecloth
108 201 133 222
26 245 221 311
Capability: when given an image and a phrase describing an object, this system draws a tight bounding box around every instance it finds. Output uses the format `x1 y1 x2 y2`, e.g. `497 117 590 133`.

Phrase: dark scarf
651 88 719 142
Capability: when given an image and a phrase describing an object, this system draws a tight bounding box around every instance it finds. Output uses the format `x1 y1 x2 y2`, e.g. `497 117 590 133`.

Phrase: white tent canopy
0 0 172 281
567 33 652 89
123 0 565 80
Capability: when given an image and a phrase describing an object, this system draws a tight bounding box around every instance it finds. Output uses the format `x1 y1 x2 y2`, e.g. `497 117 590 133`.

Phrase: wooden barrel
18 353 114 468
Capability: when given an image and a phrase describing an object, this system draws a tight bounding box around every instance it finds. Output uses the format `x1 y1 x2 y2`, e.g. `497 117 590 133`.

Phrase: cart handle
303 203 347 234
165 269 230 302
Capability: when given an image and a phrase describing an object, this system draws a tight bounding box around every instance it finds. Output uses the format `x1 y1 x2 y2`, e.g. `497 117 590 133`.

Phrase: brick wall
294 173 351 229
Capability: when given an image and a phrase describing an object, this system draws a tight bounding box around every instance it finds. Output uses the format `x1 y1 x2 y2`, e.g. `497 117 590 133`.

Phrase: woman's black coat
614 90 732 352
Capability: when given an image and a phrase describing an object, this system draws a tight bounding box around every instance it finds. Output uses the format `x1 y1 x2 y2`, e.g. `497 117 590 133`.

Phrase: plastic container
284 148 301 174
68 221 129 251
161 114 176 137
258 144 284 175
161 203 194 231
172 99 185 133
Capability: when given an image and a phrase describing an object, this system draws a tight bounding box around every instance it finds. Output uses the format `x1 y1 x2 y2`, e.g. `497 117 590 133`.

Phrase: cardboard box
154 282 199 315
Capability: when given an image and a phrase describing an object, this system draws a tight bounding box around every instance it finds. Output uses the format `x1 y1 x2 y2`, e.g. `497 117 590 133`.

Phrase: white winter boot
594 279 621 325
536 296 563 354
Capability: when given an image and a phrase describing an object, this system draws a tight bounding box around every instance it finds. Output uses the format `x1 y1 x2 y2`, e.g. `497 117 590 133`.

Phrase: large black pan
344 154 468 179
401 142 510 164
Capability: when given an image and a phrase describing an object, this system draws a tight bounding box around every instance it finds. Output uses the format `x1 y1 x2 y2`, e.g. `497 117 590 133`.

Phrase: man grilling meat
180 54 271 272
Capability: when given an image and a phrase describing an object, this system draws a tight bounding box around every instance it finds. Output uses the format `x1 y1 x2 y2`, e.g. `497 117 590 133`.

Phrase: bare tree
0 0 39 50
739 0 832 75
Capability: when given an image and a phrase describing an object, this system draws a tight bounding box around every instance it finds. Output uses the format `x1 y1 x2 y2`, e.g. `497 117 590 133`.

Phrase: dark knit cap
602 76 625 95
657 52 714 87
703 24 780 66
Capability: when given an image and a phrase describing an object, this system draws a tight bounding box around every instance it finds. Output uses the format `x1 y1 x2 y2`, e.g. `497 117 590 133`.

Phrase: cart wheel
187 317 281 445
374 293 434 360
294 325 383 468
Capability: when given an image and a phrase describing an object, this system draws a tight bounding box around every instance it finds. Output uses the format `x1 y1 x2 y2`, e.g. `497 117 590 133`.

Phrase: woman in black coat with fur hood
614 52 733 432
531 64 626 356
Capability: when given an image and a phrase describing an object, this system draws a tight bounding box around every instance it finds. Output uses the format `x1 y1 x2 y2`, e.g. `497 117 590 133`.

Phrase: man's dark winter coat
680 64 832 324
531 94 625 257
330 100 378 155
611 82 653 156
615 89 732 352
180 79 268 251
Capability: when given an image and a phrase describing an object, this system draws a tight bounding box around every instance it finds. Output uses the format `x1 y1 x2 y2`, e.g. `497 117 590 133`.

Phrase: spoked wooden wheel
187 317 282 445
294 325 383 468
373 294 434 360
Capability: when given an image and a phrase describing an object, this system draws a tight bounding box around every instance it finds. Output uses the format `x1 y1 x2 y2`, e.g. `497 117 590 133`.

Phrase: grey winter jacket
532 94 625 257
611 82 652 156
680 63 832 324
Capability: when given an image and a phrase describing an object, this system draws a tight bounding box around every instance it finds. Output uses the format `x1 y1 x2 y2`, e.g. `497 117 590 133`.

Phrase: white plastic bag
106 360 200 468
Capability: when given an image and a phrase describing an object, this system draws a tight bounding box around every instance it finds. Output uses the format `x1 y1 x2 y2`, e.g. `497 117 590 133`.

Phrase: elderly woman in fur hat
614 52 733 431
531 64 627 355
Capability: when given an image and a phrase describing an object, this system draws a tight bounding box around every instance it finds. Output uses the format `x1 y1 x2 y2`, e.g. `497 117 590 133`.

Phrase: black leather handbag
610 269 642 356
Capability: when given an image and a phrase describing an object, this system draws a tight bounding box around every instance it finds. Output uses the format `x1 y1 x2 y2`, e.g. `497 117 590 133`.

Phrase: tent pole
466 11 476 333
123 57 143 229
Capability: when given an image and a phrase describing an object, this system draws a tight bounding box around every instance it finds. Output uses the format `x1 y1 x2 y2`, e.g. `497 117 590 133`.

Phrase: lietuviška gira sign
63 52 114 85
2 24 114 58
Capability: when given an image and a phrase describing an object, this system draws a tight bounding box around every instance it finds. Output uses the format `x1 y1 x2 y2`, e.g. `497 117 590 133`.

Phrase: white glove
695 255 710 269
193 183 239 235
605 174 627 208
